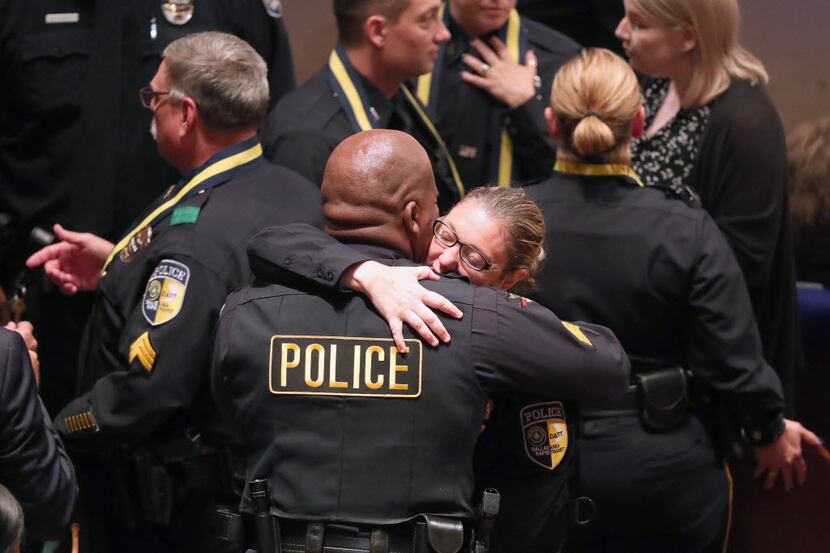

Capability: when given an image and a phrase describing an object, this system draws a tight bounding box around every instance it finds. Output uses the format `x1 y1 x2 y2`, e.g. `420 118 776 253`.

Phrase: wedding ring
481 62 490 75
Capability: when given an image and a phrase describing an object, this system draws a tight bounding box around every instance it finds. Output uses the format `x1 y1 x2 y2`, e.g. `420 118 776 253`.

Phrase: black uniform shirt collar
444 14 503 68
353 72 396 129
174 134 261 189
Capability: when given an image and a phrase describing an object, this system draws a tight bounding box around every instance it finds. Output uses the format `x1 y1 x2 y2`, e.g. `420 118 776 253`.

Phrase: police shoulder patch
142 259 190 326
562 321 594 349
521 401 569 470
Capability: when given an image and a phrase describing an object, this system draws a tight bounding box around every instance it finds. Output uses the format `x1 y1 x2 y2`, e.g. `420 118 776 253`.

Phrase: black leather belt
278 517 466 553
278 520 415 553
581 385 639 419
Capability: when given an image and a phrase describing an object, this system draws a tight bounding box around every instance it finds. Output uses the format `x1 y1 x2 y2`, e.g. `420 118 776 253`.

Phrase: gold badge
262 0 283 18
521 401 569 470
161 0 194 26
119 226 153 263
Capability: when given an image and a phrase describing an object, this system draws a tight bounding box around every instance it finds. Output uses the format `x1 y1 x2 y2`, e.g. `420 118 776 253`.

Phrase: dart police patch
521 401 569 470
142 260 189 326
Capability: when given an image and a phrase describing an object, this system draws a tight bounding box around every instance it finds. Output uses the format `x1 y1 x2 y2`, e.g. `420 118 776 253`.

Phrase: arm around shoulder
471 287 630 400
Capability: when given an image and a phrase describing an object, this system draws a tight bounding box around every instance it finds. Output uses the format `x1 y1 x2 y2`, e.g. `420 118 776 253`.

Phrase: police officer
515 0 625 56
520 49 819 553
211 130 630 553
412 0 580 188
262 0 467 212
26 32 321 553
0 326 76 542
0 0 295 416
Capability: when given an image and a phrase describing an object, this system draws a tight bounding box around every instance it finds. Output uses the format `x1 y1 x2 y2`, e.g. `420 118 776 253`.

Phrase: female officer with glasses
239 182 589 553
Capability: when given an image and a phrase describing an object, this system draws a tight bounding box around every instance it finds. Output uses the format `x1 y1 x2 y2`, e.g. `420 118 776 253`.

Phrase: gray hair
0 485 23 553
163 32 269 131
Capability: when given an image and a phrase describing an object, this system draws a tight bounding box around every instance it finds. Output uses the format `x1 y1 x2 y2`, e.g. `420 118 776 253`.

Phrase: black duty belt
581 385 638 419
580 366 691 433
279 518 465 553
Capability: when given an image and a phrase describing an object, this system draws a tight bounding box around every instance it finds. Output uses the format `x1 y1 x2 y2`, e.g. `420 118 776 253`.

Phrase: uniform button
504 116 512 125
317 267 325 278
284 256 293 265
326 271 335 281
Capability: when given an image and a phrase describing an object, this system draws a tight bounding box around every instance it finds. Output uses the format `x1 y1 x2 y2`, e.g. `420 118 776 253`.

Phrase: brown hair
788 117 830 229
631 0 768 107
335 0 411 47
551 48 641 161
461 187 546 291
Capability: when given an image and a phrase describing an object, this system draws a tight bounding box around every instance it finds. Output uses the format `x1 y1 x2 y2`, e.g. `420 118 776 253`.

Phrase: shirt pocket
19 29 90 114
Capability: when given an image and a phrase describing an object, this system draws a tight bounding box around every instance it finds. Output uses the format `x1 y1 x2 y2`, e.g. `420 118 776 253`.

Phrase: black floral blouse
631 79 710 193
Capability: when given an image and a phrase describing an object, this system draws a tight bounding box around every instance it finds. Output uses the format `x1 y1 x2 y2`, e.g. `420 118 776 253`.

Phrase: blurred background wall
281 0 829 131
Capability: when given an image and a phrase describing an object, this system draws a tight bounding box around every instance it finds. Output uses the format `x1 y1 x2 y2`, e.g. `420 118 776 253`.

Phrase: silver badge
262 0 283 18
161 0 194 26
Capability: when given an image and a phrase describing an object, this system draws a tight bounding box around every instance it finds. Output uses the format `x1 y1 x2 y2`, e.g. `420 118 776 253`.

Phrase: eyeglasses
432 219 500 272
139 86 178 109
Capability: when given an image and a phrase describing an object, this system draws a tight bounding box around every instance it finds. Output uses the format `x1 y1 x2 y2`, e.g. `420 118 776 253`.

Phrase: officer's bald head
321 130 439 262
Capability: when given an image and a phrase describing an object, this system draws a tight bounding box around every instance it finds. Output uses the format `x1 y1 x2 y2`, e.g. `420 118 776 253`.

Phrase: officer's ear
499 267 529 292
365 15 388 49
402 199 431 260
631 106 646 139
544 106 559 140
179 96 198 136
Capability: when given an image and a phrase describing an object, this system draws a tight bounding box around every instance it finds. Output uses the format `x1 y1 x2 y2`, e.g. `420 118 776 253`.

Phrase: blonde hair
551 48 641 161
461 187 546 291
631 0 768 107
788 117 830 229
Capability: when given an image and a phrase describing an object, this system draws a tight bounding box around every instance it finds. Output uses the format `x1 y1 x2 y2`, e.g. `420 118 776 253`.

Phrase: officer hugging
210 129 631 553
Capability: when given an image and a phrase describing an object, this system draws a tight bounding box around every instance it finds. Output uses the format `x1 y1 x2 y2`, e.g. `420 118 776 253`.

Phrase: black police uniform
0 328 76 541
0 0 295 415
261 47 465 213
211 230 630 552
54 138 322 552
413 9 580 188
473 393 579 553
522 163 786 553
516 0 625 56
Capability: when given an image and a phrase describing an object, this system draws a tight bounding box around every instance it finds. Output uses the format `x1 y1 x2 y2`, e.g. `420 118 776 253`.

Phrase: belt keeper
370 529 389 553
306 522 324 553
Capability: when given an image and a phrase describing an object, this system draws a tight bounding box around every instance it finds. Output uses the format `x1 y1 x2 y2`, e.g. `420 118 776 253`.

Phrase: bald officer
212 130 629 553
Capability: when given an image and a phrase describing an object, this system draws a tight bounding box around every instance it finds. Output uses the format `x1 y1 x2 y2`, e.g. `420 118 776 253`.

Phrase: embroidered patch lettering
521 401 569 470
142 260 189 326
269 336 422 398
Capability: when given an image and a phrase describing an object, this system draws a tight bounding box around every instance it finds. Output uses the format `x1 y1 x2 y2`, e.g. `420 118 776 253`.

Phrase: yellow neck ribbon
553 160 645 188
416 7 524 187
328 45 465 201
101 140 263 274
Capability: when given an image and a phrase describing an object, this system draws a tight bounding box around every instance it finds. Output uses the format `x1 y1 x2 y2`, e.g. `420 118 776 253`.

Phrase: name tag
45 13 80 24
269 336 423 398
